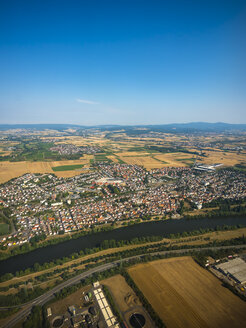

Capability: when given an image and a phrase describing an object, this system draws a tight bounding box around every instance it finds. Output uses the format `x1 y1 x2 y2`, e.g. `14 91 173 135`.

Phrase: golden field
0 159 90 184
128 257 246 328
200 150 246 166
153 152 195 167
117 155 164 169
49 135 110 146
1 148 245 183
116 151 195 169
0 132 245 184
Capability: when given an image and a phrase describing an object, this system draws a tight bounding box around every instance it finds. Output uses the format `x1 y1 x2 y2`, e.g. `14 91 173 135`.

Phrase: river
0 216 245 275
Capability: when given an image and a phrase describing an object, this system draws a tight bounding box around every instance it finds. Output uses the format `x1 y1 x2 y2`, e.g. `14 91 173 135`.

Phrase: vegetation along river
0 216 246 275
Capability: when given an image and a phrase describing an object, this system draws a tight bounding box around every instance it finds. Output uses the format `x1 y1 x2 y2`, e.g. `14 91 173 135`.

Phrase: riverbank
0 215 245 276
1 227 245 290
1 208 245 262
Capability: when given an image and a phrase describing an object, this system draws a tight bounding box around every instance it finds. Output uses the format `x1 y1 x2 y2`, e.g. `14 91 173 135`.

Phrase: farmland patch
128 256 246 328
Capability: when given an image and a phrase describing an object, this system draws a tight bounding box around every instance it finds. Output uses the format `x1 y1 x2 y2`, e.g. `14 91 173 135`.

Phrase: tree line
1 234 246 307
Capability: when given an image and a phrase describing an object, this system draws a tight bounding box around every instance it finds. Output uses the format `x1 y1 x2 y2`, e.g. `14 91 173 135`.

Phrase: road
2 244 246 328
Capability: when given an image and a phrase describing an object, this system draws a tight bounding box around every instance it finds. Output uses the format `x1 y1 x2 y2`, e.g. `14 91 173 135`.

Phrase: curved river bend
0 216 245 275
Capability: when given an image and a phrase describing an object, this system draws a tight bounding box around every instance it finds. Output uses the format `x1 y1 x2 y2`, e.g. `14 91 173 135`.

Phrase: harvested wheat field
0 159 90 183
128 256 246 328
153 152 194 167
200 150 246 166
118 154 165 169
52 135 110 146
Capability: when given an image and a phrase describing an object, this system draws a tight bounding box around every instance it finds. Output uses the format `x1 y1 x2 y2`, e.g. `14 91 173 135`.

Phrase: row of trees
1 222 245 283
22 305 50 328
184 205 246 220
0 285 49 307
100 235 162 249
2 234 246 307
52 263 165 327
168 224 244 239
0 235 163 282
0 224 116 261
0 307 19 320
203 197 246 208
18 243 246 327
121 269 166 327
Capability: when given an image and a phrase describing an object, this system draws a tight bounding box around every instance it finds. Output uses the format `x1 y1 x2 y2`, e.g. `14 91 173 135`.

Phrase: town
0 163 245 249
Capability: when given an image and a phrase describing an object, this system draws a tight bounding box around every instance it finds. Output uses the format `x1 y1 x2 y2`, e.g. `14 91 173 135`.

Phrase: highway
2 244 246 328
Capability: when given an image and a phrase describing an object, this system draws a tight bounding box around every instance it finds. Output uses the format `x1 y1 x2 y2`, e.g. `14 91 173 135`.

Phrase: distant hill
0 122 245 133
0 124 82 131
97 122 246 133
145 122 246 133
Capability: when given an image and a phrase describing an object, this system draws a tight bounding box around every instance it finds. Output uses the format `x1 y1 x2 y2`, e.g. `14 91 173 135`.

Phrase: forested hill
0 122 245 133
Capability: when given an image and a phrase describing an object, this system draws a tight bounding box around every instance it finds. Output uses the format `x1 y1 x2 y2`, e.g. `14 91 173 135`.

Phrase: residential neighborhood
0 163 245 249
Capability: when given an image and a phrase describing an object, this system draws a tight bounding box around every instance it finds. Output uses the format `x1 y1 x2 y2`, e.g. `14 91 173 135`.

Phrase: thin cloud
76 98 100 105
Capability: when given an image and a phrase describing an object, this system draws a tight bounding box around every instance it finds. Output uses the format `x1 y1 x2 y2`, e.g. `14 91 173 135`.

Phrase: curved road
2 244 246 328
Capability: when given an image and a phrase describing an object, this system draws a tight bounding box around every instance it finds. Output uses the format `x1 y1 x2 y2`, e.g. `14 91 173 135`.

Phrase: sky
0 0 246 125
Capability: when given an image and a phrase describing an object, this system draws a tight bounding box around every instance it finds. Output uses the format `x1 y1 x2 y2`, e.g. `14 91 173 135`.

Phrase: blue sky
0 0 245 125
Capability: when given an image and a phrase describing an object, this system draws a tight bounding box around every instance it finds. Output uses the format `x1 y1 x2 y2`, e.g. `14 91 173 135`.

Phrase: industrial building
194 163 223 172
95 177 124 185
93 283 120 328
215 257 246 285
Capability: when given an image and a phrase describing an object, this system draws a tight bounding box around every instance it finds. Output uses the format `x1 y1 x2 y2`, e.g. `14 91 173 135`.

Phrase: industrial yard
128 256 246 328
47 282 120 328
210 255 246 298
215 257 246 285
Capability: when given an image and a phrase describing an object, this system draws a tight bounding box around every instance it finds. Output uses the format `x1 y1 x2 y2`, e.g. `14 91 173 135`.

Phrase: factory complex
215 257 246 285
47 282 120 328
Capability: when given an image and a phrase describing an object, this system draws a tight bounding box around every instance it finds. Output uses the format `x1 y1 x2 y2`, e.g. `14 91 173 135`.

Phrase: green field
94 154 112 162
233 164 246 172
52 164 84 172
0 223 9 235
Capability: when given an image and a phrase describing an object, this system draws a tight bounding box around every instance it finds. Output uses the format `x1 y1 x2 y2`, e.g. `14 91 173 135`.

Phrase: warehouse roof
216 258 246 284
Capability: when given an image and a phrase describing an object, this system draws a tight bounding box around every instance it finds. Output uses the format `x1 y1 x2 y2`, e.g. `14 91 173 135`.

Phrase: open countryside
0 128 245 183
1 1 246 327
0 159 90 184
128 257 246 328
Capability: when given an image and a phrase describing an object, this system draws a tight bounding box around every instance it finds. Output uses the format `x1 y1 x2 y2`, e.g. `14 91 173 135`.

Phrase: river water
0 216 245 275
